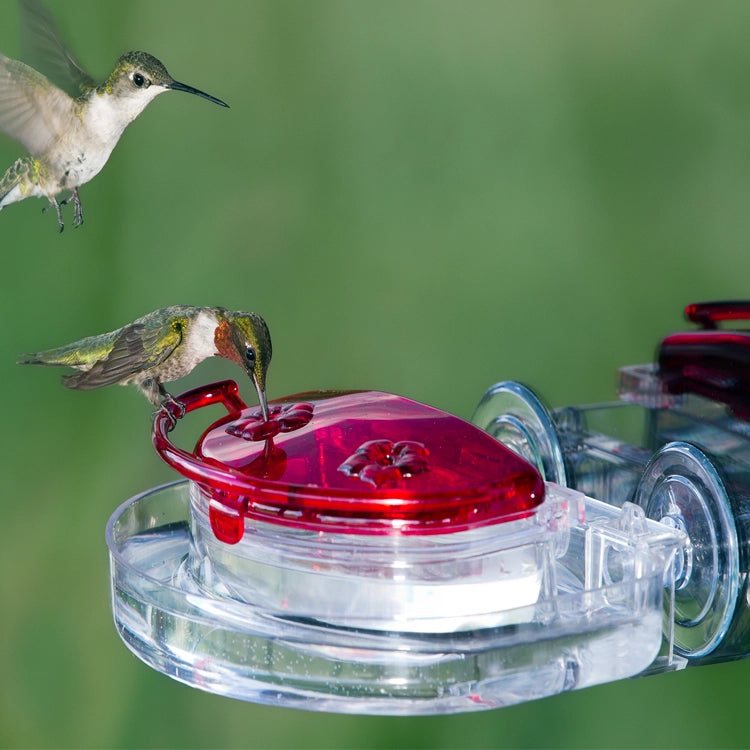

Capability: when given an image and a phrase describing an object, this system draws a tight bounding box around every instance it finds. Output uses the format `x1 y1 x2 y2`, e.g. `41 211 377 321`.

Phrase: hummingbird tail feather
17 351 103 390
0 159 30 209
18 348 76 367
17 353 62 366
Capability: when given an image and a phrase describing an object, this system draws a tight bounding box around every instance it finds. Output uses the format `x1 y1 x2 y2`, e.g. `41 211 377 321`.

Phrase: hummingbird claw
158 390 186 429
60 190 84 228
72 189 83 227
42 198 65 232
155 403 178 431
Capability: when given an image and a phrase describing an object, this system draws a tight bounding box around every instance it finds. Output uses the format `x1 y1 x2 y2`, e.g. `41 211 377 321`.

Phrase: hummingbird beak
168 80 229 107
251 373 269 422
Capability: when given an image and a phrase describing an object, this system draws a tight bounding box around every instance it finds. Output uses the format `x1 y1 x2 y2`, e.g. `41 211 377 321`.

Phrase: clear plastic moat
106 380 685 714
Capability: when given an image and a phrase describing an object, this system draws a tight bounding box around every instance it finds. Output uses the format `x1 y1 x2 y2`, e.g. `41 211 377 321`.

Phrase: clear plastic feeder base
107 480 681 715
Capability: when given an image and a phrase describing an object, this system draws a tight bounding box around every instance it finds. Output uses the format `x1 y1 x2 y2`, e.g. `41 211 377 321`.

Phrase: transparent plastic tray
107 480 683 715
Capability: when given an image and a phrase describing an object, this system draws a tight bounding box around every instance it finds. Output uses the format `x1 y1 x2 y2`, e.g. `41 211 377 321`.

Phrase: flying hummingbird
0 0 229 231
18 305 272 421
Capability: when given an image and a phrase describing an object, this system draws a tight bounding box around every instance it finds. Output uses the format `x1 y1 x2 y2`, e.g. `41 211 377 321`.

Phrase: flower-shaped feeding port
225 401 314 440
339 439 430 487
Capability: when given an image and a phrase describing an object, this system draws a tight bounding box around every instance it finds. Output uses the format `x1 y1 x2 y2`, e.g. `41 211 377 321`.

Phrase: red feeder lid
153 380 545 542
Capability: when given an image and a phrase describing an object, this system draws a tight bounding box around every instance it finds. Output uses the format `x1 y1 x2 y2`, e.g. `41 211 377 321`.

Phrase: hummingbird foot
158 390 187 430
42 198 65 232
60 189 84 228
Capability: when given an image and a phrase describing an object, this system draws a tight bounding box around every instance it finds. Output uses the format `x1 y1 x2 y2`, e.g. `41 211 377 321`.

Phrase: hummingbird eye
244 345 257 369
132 72 148 88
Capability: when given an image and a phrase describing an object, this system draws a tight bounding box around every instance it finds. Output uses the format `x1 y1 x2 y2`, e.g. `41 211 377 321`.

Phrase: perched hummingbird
0 0 228 231
18 305 272 420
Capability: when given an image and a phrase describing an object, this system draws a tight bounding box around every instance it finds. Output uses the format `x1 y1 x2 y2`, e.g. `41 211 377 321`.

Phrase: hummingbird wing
60 318 185 390
0 53 77 156
19 0 95 98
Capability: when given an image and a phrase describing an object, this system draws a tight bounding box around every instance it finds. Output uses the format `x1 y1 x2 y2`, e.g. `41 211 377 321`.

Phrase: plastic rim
633 441 740 658
472 381 567 485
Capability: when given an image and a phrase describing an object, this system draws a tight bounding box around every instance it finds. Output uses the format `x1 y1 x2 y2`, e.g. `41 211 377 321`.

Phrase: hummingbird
0 0 229 231
18 305 272 421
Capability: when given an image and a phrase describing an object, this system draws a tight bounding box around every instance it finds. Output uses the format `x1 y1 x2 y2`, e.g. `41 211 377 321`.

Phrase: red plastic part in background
659 301 750 419
685 300 750 329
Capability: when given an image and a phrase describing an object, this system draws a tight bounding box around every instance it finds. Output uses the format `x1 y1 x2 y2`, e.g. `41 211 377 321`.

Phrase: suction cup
633 441 740 659
472 382 567 485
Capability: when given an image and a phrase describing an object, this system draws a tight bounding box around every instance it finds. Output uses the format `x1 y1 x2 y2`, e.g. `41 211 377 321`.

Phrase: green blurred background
2 0 750 747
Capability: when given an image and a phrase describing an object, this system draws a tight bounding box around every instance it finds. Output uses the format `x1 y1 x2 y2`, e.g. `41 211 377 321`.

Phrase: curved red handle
152 380 264 502
155 378 247 425
685 301 750 328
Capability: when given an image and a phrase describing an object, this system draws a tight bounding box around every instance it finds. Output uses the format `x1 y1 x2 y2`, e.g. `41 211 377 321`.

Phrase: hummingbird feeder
107 380 684 714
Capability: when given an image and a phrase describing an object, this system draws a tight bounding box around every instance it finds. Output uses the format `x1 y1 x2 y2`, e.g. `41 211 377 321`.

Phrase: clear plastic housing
107 480 682 714
473 365 750 664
